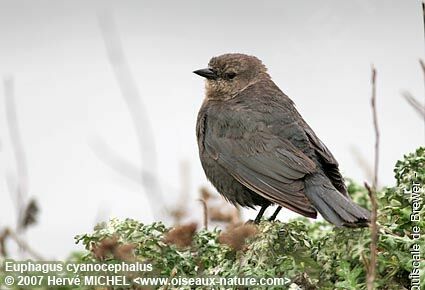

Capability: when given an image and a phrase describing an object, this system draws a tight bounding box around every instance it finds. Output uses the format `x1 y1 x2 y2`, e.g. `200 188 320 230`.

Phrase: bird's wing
303 126 348 196
204 125 318 218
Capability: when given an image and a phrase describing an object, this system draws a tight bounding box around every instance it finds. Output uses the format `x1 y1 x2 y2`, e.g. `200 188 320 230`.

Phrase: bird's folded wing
304 127 338 166
204 133 318 217
304 127 348 196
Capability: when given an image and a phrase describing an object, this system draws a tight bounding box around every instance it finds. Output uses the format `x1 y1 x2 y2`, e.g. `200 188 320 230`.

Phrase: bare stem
366 67 379 290
402 92 425 118
0 228 44 260
4 77 29 233
420 59 425 141
422 2 425 45
198 199 208 230
96 13 165 218
370 67 379 191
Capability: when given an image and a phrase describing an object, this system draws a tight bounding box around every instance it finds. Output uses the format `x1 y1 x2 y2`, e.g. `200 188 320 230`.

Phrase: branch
400 60 425 141
0 228 8 257
421 59 425 141
422 2 425 45
422 1 425 139
0 228 44 260
4 77 29 232
96 13 165 217
89 136 156 187
401 92 425 118
366 66 379 290
198 199 208 230
370 67 379 191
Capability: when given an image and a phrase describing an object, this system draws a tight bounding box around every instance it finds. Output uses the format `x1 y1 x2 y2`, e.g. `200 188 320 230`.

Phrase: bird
193 53 370 227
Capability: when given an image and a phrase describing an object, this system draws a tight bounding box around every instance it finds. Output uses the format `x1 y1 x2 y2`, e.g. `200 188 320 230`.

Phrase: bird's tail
304 174 370 227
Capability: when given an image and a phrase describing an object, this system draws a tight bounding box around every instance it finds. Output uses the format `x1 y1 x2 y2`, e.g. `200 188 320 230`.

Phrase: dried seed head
164 222 198 248
218 223 258 251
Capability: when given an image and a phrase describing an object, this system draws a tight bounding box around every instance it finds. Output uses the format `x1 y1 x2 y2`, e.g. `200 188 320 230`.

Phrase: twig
89 136 157 187
89 136 178 214
370 67 379 191
366 66 379 290
401 92 425 118
419 0 425 140
0 228 44 260
420 59 425 141
365 182 378 289
400 60 425 141
198 199 208 230
0 228 8 257
4 77 29 232
401 59 425 141
422 2 425 45
96 13 164 218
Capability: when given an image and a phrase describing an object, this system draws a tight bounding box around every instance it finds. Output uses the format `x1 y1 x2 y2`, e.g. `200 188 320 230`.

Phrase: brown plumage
194 53 370 227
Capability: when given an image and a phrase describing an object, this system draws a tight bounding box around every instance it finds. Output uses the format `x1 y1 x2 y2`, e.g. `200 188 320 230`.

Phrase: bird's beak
193 68 217 80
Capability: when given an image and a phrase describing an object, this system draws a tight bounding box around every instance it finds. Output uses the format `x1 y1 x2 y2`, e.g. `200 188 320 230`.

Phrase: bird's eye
225 72 237 80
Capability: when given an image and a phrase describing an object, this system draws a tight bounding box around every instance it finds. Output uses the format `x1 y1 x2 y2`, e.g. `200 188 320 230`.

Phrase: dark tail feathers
304 174 370 227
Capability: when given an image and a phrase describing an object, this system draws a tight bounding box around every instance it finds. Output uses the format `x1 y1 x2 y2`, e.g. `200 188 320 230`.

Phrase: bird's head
194 53 269 100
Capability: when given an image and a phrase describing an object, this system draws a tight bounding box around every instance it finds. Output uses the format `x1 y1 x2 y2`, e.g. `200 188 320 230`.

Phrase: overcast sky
0 0 424 258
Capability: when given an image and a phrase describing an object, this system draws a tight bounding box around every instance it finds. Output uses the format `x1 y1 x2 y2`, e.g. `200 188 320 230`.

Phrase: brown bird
194 53 370 227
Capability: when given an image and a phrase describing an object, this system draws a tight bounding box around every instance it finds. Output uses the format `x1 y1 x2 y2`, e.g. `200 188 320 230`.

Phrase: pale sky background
0 0 424 258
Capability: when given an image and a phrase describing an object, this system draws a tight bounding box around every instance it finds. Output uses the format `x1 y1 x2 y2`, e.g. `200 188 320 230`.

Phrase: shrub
74 147 425 289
